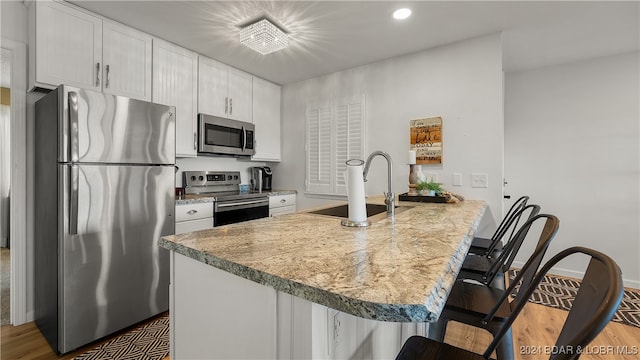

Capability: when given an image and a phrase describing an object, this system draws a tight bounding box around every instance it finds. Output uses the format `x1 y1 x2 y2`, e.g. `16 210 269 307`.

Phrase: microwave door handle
241 126 246 152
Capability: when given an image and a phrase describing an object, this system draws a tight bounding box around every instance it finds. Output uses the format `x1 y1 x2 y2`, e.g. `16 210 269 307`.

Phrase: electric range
183 171 269 226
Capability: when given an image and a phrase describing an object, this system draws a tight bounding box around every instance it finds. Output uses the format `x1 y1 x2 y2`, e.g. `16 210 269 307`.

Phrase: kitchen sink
307 203 412 219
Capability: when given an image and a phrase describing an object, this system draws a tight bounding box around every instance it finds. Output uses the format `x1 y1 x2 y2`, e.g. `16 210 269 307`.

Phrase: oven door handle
216 199 268 212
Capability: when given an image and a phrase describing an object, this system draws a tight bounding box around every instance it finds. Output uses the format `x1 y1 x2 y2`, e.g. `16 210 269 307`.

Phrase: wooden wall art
410 117 442 164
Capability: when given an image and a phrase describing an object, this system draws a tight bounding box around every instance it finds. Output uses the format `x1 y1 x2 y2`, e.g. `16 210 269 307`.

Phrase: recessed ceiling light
393 8 412 20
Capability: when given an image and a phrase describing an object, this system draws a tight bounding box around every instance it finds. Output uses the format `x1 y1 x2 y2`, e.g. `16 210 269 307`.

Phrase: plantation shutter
306 95 366 196
334 96 365 195
305 103 333 194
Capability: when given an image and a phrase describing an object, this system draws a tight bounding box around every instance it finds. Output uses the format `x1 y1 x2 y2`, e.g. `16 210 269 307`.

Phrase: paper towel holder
341 159 371 227
341 218 372 227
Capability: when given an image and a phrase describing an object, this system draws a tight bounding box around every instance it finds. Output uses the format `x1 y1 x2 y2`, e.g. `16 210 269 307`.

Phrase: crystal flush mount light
239 17 289 55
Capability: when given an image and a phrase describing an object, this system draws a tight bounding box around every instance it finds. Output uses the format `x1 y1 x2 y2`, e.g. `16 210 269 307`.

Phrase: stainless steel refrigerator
34 85 175 354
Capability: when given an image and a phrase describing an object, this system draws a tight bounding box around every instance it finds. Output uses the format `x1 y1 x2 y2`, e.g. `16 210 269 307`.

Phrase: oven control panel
183 171 241 190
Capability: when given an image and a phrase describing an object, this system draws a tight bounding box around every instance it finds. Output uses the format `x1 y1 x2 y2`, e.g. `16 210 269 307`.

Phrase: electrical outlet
424 173 438 182
327 309 343 355
452 173 462 186
333 311 342 342
471 173 488 188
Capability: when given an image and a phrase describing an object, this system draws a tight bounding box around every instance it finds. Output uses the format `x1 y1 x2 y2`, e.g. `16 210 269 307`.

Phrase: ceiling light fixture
239 17 289 55
393 8 412 20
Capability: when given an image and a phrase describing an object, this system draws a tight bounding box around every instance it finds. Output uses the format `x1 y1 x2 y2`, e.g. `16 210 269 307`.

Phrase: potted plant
418 179 442 196
415 180 429 195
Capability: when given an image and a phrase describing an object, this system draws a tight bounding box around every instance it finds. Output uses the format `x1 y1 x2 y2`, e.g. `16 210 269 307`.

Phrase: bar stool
468 195 529 256
458 204 541 288
396 246 624 360
429 214 560 359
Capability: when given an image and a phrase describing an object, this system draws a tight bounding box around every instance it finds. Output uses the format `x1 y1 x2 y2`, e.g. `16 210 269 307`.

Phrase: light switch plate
471 173 488 188
452 173 462 186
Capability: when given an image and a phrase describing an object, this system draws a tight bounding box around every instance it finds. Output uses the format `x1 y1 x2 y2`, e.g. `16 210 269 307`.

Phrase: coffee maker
251 166 272 191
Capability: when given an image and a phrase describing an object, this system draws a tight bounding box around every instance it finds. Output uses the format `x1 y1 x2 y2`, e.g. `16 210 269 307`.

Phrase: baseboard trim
511 261 640 290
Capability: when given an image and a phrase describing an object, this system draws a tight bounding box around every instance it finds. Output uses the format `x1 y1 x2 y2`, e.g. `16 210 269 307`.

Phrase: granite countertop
160 197 486 322
175 189 297 205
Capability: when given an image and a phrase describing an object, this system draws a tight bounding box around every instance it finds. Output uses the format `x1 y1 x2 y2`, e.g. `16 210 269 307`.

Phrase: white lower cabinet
169 251 426 359
174 202 213 234
175 218 211 234
171 252 277 359
269 194 296 216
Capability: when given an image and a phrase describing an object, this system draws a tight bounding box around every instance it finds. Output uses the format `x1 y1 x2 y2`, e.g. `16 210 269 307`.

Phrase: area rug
508 269 640 328
73 315 169 360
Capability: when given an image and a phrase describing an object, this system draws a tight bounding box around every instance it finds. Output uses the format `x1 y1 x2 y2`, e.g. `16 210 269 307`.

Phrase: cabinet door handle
187 209 198 215
194 132 197 150
229 98 233 115
96 63 101 86
225 97 228 114
105 65 110 88
280 199 286 203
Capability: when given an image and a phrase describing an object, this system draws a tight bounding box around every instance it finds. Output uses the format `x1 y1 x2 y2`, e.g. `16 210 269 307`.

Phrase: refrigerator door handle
68 91 79 163
69 165 79 235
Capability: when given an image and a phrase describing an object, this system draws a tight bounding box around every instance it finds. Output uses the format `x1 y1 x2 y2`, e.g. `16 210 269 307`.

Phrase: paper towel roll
345 159 367 222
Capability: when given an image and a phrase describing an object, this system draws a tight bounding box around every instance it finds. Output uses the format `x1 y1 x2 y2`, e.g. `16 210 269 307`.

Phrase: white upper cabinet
226 67 253 123
29 0 152 101
30 0 103 92
198 56 252 123
252 77 282 162
102 21 152 100
197 57 227 118
153 39 198 157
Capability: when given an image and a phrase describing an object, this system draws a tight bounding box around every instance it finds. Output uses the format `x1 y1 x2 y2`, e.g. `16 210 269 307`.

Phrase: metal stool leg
427 316 448 342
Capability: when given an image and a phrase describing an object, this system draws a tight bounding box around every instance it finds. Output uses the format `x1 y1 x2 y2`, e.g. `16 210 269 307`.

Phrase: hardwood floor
445 303 640 360
1 304 638 359
0 313 168 360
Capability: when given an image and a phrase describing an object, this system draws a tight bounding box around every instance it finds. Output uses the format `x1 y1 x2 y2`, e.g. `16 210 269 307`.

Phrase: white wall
505 52 640 288
275 34 505 231
0 0 28 44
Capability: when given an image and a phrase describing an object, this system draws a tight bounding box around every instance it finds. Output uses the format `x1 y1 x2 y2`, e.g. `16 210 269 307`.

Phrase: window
306 95 365 195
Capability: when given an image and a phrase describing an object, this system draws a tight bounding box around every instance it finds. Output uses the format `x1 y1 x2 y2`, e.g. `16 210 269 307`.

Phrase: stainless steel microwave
198 114 255 156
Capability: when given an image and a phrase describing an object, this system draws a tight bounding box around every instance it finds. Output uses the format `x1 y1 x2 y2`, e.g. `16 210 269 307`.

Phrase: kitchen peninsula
160 198 487 359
